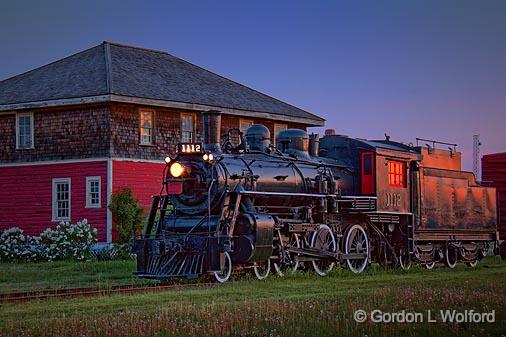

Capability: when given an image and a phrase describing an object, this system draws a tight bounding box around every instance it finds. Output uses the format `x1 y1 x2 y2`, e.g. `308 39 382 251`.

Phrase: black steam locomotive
132 111 498 282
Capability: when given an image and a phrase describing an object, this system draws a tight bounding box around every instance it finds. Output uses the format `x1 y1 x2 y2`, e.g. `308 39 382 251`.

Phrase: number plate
178 143 203 153
167 181 183 195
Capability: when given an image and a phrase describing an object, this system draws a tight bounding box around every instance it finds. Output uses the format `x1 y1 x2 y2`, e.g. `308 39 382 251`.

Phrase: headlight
164 156 171 164
170 162 184 177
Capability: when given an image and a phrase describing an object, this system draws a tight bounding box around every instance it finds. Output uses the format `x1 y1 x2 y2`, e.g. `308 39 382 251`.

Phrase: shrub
0 220 97 262
0 228 46 262
108 188 145 244
39 219 97 261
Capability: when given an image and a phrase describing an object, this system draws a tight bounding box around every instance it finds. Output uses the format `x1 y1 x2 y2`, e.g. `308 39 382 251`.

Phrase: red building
482 152 506 240
0 42 324 243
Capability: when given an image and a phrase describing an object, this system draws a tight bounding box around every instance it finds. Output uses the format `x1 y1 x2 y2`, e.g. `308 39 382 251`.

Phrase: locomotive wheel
424 261 436 270
253 260 271 280
311 224 337 276
344 224 369 274
444 245 458 269
398 248 412 271
213 252 232 283
465 260 478 267
274 233 302 276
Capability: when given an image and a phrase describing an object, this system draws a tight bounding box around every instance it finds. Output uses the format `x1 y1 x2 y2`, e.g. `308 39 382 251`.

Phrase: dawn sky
1 0 504 172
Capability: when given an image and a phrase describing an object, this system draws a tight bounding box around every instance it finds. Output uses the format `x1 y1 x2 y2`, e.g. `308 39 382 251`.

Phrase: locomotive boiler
132 111 499 282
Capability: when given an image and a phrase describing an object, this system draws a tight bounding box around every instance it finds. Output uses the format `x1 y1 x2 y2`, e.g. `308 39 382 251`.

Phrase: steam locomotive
132 111 499 282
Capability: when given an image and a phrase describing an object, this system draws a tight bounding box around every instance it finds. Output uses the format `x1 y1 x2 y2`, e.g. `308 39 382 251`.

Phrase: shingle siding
0 106 111 163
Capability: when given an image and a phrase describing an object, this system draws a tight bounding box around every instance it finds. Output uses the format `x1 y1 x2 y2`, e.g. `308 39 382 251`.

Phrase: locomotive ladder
407 217 415 254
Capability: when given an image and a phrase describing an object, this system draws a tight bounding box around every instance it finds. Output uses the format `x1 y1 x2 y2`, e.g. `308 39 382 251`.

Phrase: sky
0 0 505 173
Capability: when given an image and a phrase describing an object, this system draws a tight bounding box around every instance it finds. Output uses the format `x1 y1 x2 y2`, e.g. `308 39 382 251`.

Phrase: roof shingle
0 42 324 125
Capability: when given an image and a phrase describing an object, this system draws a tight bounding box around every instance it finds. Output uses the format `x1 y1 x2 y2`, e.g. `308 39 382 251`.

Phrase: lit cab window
388 161 406 187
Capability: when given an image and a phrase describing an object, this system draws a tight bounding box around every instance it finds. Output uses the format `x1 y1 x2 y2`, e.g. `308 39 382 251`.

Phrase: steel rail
0 282 216 303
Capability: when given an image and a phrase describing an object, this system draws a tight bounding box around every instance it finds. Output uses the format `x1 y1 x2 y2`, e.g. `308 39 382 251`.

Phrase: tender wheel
344 224 369 273
465 260 478 267
398 247 412 271
424 261 436 270
253 260 271 280
444 245 458 269
311 224 337 276
213 252 232 283
274 233 301 276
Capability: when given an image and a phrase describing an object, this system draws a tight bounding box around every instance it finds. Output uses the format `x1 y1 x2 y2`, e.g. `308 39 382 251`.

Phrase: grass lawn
0 259 158 294
0 257 504 336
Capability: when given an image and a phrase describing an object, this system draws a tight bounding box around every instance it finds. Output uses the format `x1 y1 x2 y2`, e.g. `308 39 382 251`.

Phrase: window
139 110 154 145
52 178 71 221
388 161 406 188
16 113 34 149
240 119 253 134
86 177 101 208
361 152 375 194
274 124 287 143
181 114 194 142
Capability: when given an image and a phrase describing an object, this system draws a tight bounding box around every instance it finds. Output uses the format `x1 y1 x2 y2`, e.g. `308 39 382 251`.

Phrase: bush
39 220 97 261
108 188 145 244
0 227 38 261
0 220 97 262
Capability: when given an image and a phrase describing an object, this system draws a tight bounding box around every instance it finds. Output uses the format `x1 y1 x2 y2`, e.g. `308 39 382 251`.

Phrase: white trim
15 112 34 150
0 94 325 126
52 177 71 222
85 176 102 208
106 159 113 243
112 157 164 164
0 157 164 168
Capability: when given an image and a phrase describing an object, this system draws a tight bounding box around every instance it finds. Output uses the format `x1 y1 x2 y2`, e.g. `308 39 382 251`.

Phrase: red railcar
482 152 506 258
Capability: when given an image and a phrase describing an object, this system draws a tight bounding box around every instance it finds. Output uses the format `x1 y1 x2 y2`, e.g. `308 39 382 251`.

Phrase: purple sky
1 0 504 172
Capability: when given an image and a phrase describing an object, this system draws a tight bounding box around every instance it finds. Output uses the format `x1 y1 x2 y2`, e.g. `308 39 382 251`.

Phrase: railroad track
0 282 216 303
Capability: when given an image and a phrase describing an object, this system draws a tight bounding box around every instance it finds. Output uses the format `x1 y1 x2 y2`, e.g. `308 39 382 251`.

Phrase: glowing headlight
170 162 184 177
203 154 209 161
164 156 171 164
208 153 214 161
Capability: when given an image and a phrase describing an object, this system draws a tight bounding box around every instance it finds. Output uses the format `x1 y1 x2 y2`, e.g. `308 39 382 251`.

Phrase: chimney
202 110 222 152
325 129 336 136
308 133 319 156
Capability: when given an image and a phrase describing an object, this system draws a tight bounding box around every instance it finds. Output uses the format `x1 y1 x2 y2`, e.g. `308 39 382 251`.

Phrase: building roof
0 42 324 126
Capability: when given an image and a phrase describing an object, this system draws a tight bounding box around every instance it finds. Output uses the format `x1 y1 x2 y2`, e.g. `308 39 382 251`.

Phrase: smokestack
202 110 221 152
308 133 319 156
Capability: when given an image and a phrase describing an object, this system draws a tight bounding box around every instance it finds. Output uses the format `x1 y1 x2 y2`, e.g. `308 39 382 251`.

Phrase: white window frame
85 176 101 208
240 119 253 134
181 113 195 143
16 112 34 149
52 178 71 222
139 109 154 145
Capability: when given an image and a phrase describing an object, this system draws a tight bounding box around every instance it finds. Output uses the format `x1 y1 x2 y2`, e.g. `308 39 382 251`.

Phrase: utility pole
473 134 481 180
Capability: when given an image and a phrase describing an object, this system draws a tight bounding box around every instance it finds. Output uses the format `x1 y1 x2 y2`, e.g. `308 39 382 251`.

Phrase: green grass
0 257 505 337
0 259 158 293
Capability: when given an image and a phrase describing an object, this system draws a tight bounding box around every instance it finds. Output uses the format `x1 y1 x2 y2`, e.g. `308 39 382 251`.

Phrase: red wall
112 160 165 209
112 160 164 240
0 161 108 241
